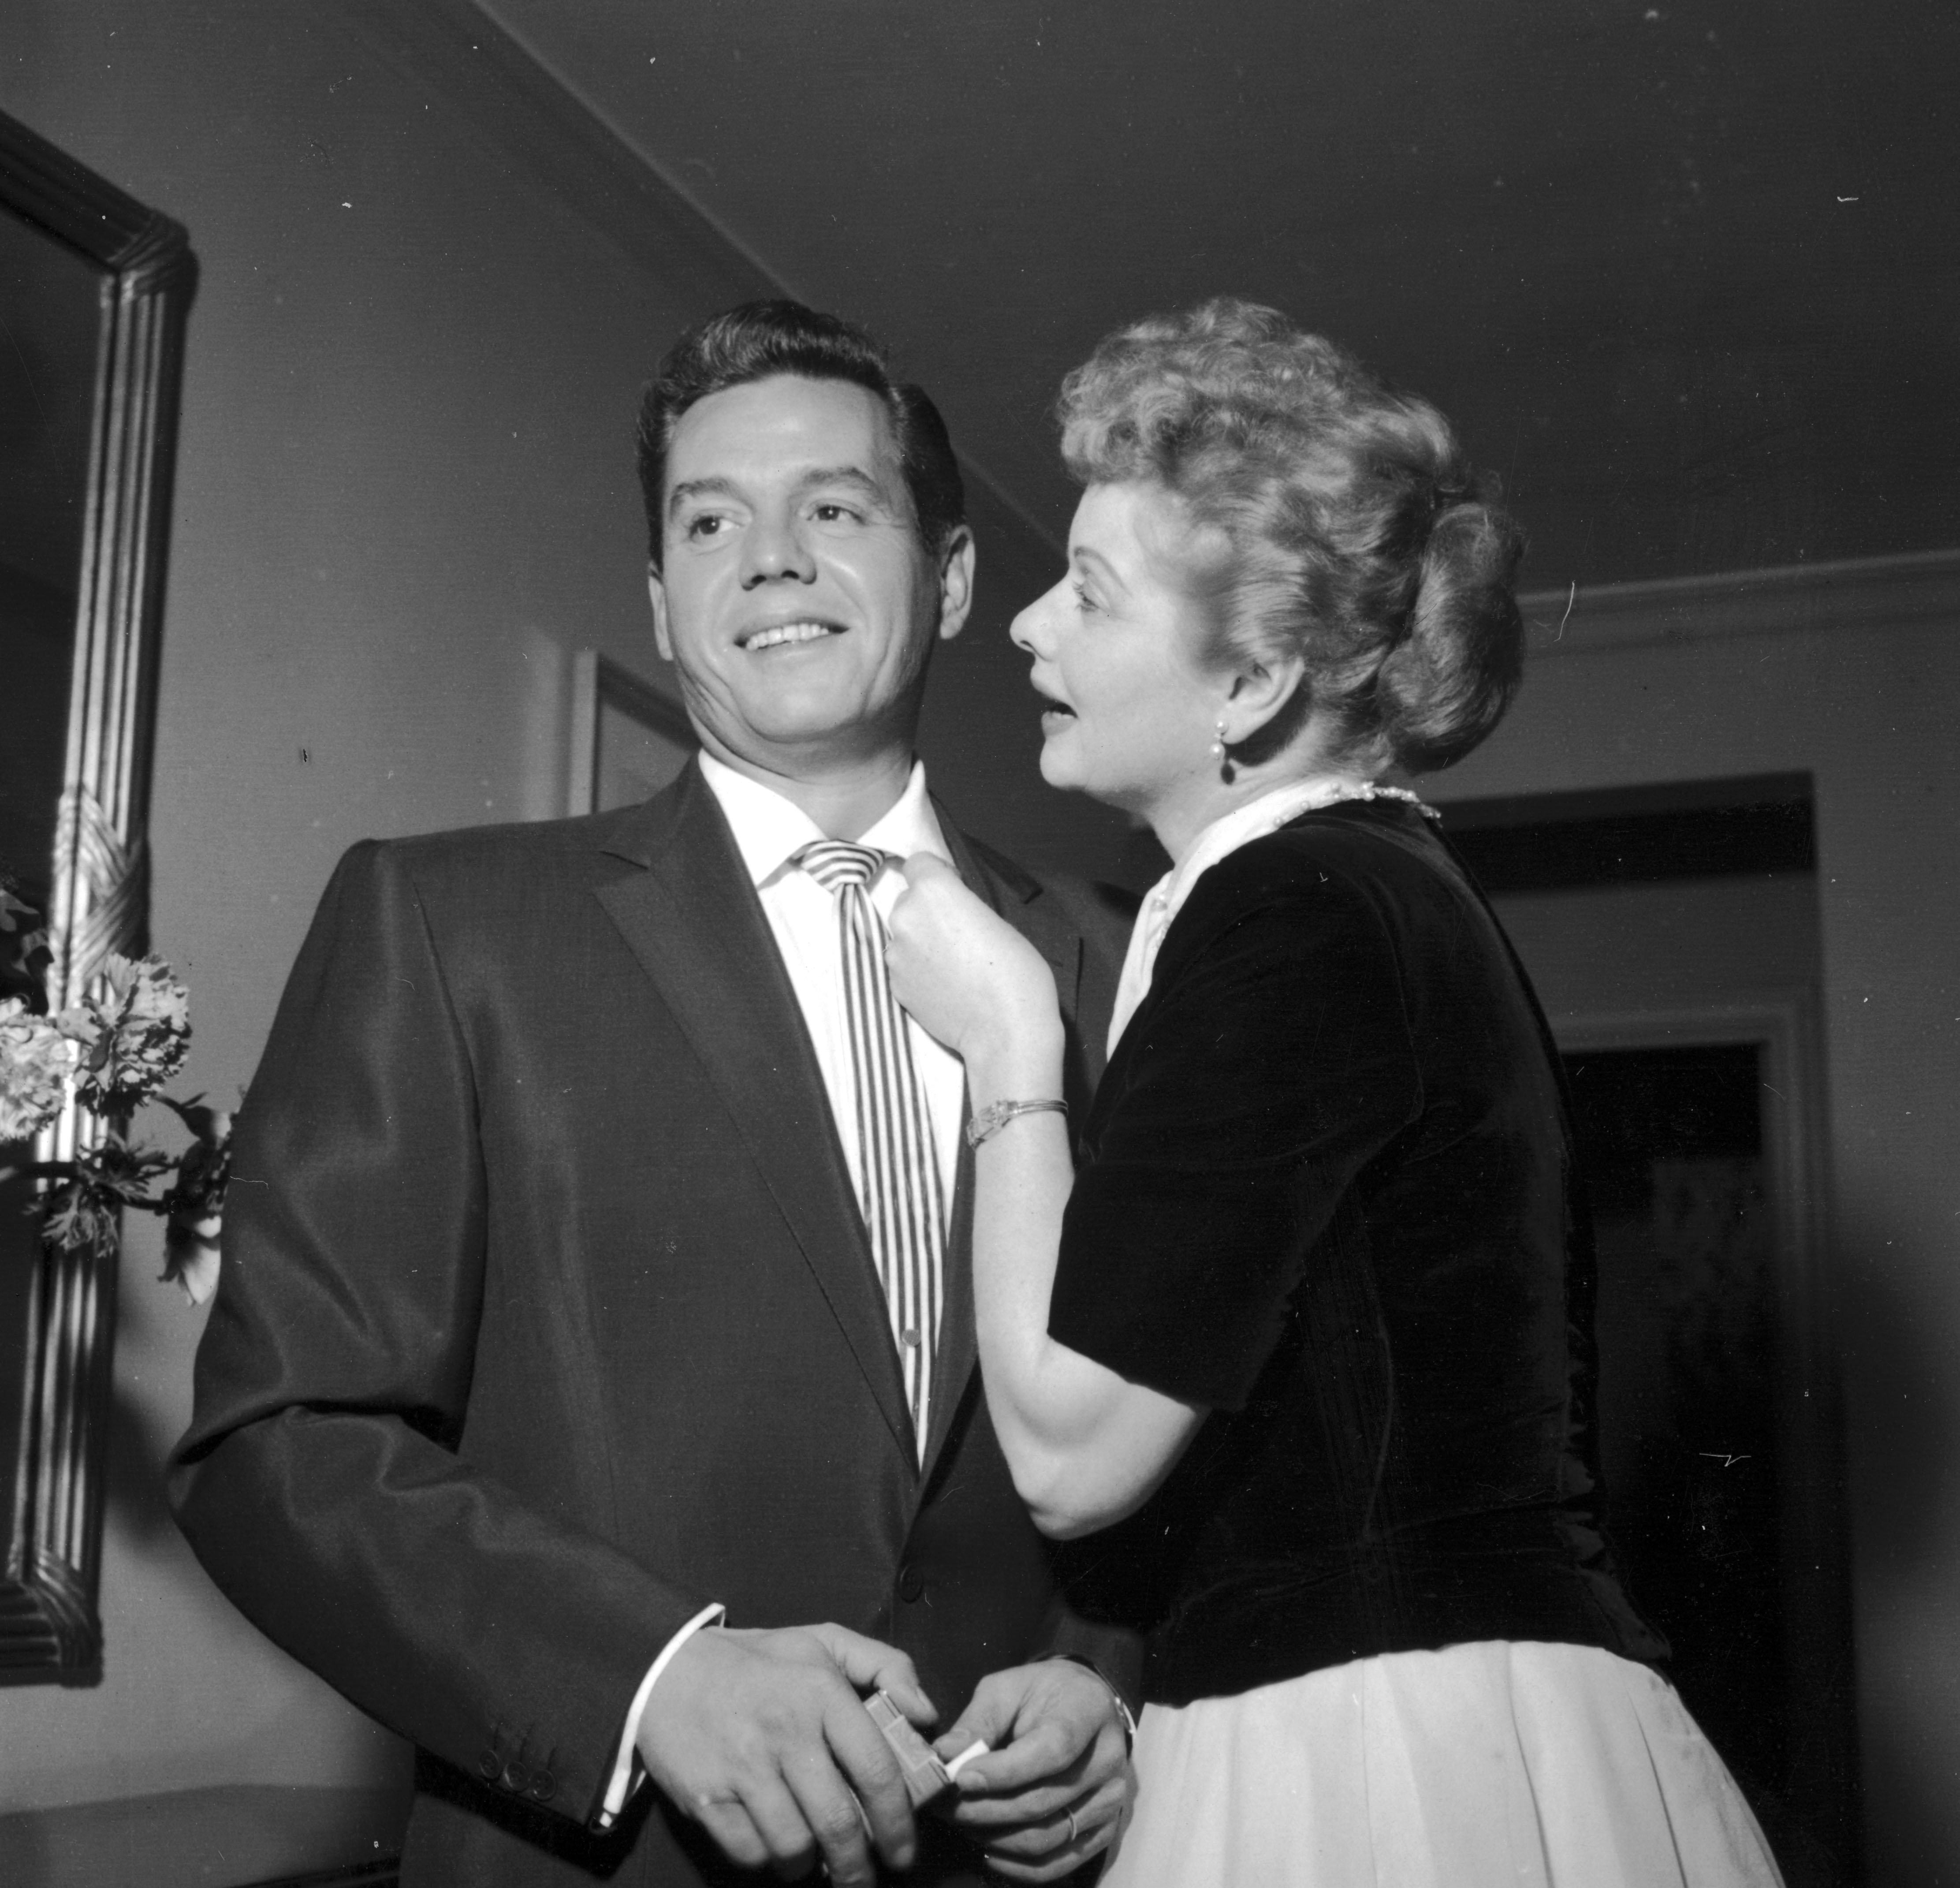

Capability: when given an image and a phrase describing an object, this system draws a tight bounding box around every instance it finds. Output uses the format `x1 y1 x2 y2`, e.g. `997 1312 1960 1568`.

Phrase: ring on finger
1065 1809 1079 1845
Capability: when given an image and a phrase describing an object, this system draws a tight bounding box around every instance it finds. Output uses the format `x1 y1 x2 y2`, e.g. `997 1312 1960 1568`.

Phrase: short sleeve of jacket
1047 842 1423 1412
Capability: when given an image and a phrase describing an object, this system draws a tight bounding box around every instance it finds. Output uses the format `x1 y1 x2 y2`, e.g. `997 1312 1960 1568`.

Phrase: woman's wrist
963 1016 1066 1107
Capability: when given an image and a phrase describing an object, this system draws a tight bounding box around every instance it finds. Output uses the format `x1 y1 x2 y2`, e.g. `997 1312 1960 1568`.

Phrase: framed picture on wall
568 650 695 815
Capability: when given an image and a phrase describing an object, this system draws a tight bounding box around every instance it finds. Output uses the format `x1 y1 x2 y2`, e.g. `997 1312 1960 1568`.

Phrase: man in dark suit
172 302 1137 1887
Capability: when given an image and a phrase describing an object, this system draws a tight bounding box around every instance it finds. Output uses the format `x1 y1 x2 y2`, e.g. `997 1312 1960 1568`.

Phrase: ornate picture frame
0 107 194 1682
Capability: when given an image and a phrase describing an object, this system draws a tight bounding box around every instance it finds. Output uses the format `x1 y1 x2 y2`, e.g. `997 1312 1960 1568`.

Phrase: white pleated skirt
1101 1641 1785 1888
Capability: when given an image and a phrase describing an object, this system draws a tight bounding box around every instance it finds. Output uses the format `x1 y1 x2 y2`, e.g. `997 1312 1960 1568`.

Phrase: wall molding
1518 546 1960 659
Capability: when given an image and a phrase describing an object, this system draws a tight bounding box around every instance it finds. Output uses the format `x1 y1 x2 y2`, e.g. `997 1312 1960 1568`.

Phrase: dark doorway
1565 1040 1855 1885
1438 773 1854 1881
1566 1050 1781 1790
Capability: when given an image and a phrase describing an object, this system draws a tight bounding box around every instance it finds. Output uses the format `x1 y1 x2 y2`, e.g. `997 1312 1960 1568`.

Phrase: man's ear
647 564 674 662
1224 651 1308 744
935 526 976 644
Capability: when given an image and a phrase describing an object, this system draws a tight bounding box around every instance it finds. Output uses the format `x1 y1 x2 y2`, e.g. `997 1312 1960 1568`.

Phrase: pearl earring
1209 720 1228 760
1213 719 1235 784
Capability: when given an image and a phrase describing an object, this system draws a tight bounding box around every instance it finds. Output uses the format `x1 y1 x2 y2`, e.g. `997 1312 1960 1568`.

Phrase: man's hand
932 1660 1135 1882
635 1622 936 1886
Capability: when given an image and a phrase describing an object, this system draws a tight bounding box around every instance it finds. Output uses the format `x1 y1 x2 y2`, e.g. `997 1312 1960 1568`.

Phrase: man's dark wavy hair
636 299 965 571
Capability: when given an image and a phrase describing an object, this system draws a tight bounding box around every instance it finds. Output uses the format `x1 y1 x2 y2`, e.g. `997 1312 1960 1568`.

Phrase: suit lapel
594 768 915 1466
940 817 1084 1029
920 1130 979 1486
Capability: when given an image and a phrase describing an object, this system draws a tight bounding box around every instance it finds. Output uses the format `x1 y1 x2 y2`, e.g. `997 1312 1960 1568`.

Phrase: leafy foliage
60 953 193 1115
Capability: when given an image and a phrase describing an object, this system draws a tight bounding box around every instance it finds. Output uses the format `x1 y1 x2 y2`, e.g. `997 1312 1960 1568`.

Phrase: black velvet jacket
1049 799 1664 1706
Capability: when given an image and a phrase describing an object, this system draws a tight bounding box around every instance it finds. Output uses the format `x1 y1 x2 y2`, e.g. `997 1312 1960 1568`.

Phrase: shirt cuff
597 1602 727 1825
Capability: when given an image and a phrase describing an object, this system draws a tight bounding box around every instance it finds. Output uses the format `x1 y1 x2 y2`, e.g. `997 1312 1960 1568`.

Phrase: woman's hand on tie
888 854 1063 1077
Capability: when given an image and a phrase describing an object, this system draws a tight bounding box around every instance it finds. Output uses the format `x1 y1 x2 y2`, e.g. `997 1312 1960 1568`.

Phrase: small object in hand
943 1738 990 1782
866 1690 954 1806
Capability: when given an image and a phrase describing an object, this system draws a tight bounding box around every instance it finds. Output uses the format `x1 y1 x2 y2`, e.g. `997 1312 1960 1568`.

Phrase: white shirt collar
1155 777 1385 923
697 750 953 885
1107 775 1431 1058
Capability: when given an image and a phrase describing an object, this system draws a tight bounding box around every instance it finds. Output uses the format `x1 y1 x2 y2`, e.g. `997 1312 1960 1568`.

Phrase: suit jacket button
528 1771 556 1802
477 1751 502 1781
897 1563 925 1603
502 1762 531 1794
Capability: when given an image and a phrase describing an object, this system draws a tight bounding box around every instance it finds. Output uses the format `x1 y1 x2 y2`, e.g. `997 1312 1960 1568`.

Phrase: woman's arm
965 1032 1206 1538
890 858 1204 1539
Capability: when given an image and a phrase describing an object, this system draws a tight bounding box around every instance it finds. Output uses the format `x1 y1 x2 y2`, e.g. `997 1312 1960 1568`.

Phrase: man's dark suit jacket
171 761 1134 1887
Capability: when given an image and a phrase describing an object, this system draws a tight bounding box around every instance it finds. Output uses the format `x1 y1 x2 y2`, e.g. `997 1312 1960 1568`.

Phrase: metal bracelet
964 1097 1068 1148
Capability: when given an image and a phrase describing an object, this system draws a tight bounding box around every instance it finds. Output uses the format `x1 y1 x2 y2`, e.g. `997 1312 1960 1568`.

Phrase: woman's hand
887 855 1062 1071
894 863 1205 1537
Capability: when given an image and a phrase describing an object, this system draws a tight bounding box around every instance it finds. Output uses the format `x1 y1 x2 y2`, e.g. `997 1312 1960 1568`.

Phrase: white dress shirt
700 751 966 1217
601 753 966 1820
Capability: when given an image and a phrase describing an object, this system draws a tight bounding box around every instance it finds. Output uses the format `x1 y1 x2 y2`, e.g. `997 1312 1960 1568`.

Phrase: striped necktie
797 840 946 1457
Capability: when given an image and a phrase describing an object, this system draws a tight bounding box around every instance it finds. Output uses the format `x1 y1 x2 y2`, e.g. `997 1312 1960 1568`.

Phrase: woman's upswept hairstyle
636 299 964 572
1059 298 1524 772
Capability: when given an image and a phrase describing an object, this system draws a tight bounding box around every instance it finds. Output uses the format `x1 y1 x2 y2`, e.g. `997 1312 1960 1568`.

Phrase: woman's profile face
1010 480 1227 822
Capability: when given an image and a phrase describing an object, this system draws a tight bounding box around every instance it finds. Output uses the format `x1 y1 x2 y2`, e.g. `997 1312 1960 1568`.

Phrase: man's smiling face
649 373 971 780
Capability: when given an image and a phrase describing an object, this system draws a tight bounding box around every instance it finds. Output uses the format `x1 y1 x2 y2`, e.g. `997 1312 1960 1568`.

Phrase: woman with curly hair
891 300 1781 1885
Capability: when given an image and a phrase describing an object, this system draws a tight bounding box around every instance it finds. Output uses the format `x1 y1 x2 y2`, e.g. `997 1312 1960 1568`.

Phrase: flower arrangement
0 870 233 1304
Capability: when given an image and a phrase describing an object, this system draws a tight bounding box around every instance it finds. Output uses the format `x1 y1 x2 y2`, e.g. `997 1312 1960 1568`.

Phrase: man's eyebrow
666 476 740 518
795 465 894 504
666 466 896 520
